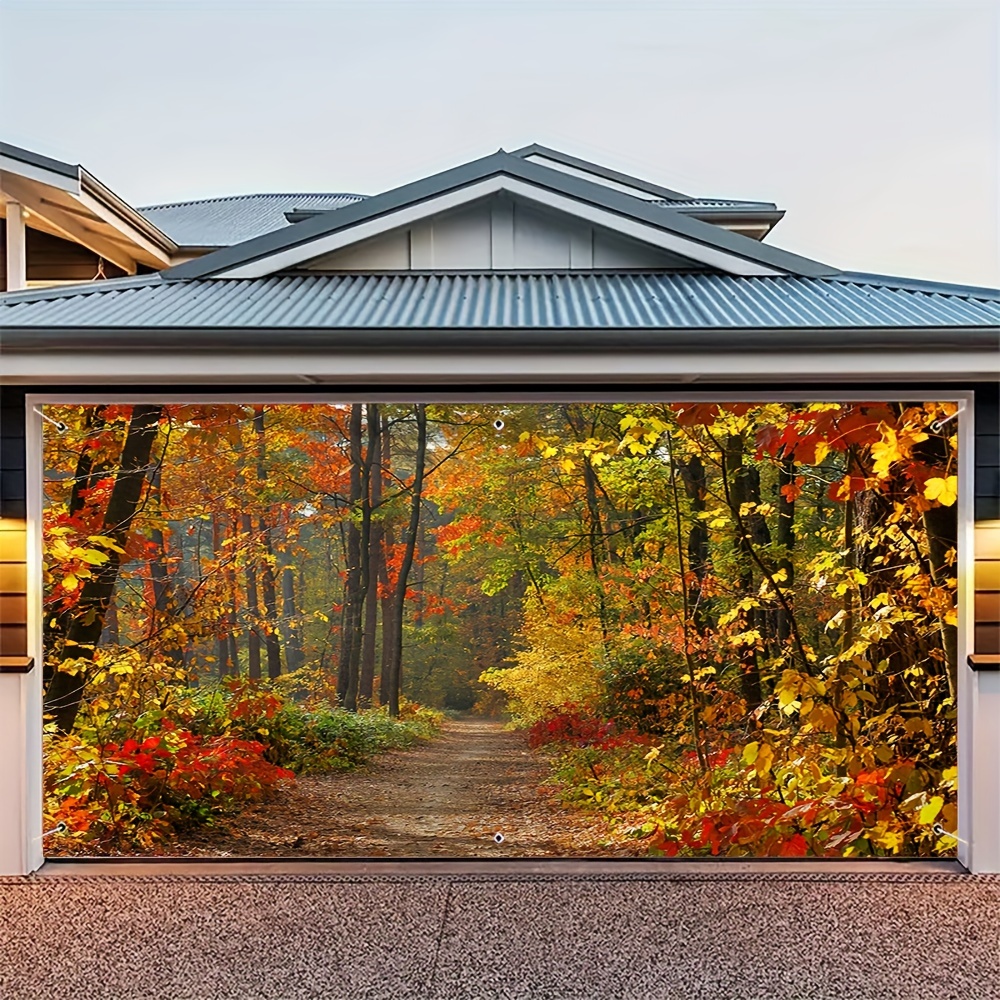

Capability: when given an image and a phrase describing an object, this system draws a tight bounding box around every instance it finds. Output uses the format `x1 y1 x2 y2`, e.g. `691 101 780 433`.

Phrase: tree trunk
280 561 305 673
337 404 365 710
359 405 383 709
253 407 282 680
379 520 396 707
914 432 959 697
386 405 427 717
228 631 240 676
45 405 163 733
923 503 958 698
240 511 262 681
45 406 110 681
213 512 233 678
562 407 609 640
102 600 119 646
775 453 796 646
679 454 711 631
258 532 282 680
378 417 394 706
148 464 185 670
724 434 765 709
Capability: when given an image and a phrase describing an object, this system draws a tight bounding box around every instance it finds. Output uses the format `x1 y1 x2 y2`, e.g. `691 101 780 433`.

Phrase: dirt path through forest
174 718 634 858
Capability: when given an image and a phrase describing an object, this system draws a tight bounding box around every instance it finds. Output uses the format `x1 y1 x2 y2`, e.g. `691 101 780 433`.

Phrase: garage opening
39 399 959 859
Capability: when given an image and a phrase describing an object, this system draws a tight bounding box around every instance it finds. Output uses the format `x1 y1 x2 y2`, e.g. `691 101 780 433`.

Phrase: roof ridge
138 193 368 211
161 151 837 282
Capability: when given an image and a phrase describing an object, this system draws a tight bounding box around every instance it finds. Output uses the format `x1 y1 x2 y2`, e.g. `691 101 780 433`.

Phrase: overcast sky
1 0 996 285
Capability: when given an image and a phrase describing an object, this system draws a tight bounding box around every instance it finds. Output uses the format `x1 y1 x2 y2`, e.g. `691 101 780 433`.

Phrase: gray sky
1 0 997 285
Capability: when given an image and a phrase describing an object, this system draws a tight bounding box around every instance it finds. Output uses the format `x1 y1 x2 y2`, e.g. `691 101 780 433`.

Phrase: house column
0 390 42 874
4 201 27 292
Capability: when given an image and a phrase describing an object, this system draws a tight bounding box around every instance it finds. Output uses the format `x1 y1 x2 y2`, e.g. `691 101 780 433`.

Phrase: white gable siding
307 227 411 270
594 230 691 268
304 195 695 272
415 202 493 269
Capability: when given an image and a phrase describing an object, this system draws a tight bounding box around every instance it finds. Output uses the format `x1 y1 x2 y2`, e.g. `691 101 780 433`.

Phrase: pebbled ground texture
1 870 998 1000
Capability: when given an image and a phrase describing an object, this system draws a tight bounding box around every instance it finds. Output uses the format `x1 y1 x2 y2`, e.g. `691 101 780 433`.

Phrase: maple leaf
778 833 809 858
923 476 958 507
671 403 720 427
780 476 805 502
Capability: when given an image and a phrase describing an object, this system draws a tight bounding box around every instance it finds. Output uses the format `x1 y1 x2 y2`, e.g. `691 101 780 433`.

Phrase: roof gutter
3 326 996 353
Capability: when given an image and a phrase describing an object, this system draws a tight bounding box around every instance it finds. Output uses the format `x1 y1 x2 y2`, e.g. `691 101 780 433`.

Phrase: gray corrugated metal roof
139 192 777 248
3 273 997 342
138 193 366 247
651 198 777 209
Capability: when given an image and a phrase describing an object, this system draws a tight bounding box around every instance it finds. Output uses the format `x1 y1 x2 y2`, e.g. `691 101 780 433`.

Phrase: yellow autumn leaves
870 424 929 478
46 529 125 592
923 476 958 507
742 740 775 777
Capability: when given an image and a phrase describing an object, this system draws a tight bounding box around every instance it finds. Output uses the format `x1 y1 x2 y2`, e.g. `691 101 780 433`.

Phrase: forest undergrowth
45 665 441 853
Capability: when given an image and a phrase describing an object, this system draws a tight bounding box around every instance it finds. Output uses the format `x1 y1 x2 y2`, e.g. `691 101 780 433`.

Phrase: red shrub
528 706 616 749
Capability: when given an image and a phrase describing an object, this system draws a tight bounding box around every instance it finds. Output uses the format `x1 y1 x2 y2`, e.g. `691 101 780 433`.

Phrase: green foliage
263 699 444 774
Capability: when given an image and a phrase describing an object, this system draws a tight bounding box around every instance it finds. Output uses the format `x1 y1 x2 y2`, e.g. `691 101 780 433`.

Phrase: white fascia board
501 179 783 276
0 157 79 195
3 349 995 384
217 176 783 279
77 190 174 266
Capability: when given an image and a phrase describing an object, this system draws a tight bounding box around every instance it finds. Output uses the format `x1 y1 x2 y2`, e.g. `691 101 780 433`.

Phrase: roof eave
0 142 79 188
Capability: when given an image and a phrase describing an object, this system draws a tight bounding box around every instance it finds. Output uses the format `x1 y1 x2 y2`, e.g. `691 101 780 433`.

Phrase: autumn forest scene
41 399 960 859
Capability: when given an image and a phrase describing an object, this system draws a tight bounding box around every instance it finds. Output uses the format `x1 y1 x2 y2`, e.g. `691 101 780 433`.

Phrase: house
0 141 998 888
0 143 175 289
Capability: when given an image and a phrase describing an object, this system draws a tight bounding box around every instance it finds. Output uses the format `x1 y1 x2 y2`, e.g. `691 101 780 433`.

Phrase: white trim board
3 350 997 384
13 388 987 873
0 156 78 195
